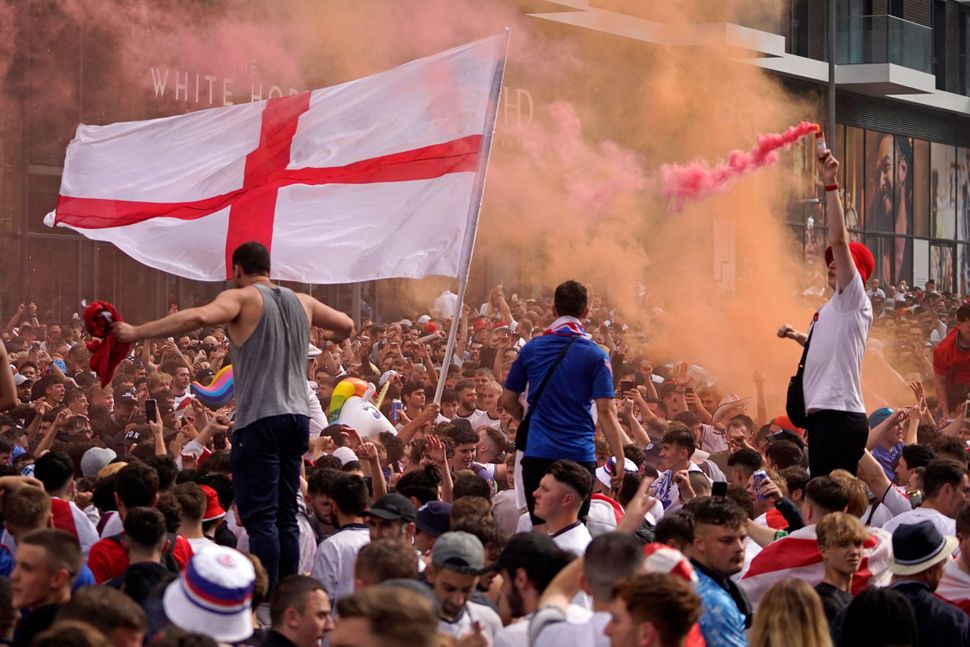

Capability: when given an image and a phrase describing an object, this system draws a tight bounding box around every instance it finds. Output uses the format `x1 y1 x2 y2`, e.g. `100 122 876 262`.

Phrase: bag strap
795 324 816 372
525 337 578 418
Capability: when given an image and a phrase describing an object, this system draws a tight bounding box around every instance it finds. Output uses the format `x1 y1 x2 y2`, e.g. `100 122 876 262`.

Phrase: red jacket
87 533 193 584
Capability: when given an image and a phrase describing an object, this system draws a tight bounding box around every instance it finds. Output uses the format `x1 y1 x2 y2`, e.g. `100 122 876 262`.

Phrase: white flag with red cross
45 33 509 283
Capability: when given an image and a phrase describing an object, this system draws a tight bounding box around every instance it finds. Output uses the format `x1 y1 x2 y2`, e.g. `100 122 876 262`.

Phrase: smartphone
620 380 635 393
145 399 158 424
213 432 227 451
685 387 695 396
712 481 728 498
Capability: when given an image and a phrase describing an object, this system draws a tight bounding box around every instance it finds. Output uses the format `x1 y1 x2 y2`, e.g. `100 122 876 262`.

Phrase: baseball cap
365 493 416 522
431 531 484 574
81 447 117 478
415 501 452 538
868 407 894 429
331 446 358 466
307 343 322 359
13 374 28 386
767 429 806 450
416 315 431 325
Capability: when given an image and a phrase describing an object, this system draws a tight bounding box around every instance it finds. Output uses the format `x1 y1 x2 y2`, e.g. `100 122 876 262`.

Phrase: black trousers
805 409 869 477
520 455 596 525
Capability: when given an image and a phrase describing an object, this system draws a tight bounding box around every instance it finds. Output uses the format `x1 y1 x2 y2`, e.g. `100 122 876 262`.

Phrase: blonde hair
816 511 869 548
750 579 832 647
829 470 868 518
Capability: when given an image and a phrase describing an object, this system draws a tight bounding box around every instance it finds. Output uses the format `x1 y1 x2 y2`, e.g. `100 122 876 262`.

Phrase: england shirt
310 523 370 603
882 506 955 538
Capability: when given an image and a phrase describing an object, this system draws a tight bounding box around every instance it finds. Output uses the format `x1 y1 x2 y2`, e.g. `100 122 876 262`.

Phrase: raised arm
819 148 856 291
113 290 244 342
0 342 18 411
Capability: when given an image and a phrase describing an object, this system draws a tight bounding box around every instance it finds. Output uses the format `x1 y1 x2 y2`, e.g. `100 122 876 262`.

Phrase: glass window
913 139 931 237
930 242 955 293
895 236 913 286
26 237 79 323
931 142 956 239
958 147 970 244
866 235 892 284
913 239 930 289
844 126 866 230
959 244 970 297
866 130 895 233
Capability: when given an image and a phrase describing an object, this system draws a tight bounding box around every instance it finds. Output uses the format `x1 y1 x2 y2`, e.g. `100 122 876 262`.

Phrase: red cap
824 243 875 283
772 415 805 437
200 485 225 522
472 318 488 333
424 322 439 334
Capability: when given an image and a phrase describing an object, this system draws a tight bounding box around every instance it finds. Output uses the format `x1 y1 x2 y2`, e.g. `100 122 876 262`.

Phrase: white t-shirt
437 600 503 644
186 536 217 554
551 521 592 557
494 605 592 647
532 609 610 647
457 409 491 431
803 271 872 414
432 291 459 320
882 506 955 538
310 524 370 603
698 424 729 454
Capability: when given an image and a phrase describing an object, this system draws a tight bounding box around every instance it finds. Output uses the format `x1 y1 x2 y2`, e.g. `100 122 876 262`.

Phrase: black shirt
12 604 60 647
814 581 851 626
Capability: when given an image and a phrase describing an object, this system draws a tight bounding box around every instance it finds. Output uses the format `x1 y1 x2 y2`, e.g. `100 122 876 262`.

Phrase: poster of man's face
866 132 911 283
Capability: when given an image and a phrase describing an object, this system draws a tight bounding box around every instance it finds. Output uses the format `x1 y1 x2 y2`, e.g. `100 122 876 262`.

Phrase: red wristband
824 183 839 192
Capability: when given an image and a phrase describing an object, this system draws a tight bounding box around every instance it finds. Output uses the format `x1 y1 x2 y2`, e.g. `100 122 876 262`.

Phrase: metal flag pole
434 30 511 404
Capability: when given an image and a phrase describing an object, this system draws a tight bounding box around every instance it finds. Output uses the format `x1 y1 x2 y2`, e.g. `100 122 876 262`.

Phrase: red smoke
660 120 820 210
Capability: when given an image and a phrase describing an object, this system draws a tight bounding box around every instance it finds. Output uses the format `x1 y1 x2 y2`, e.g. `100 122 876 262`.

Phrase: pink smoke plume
660 121 820 210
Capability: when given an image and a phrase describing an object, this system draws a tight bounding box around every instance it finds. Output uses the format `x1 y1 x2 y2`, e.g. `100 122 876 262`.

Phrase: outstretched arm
112 290 243 342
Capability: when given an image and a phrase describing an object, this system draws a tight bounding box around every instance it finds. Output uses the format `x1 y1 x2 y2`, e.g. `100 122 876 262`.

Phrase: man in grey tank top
112 242 354 590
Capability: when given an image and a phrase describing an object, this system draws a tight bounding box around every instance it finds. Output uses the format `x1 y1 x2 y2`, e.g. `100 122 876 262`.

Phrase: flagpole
434 30 511 405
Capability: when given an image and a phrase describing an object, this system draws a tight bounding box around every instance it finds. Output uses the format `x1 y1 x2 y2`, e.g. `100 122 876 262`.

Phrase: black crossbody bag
514 337 578 453
785 326 815 428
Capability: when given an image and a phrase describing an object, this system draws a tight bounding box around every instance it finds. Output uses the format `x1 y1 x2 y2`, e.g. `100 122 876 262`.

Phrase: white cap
331 446 358 466
307 343 322 359
417 315 431 324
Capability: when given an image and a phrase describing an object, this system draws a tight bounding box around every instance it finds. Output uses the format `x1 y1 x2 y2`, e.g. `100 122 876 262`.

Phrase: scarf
543 316 591 338
83 301 131 387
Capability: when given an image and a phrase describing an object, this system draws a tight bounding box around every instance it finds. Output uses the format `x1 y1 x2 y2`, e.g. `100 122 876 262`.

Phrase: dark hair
144 456 178 491
450 515 507 556
688 496 748 529
553 280 587 318
454 380 475 394
354 540 420 584
777 466 810 499
197 472 235 510
805 476 850 515
655 510 695 547
728 414 756 435
269 575 326 627
957 303 970 323
765 440 804 470
611 574 701 647
452 474 491 501
21 529 82 583
923 459 968 499
231 241 271 276
618 473 642 507
928 435 966 464
956 501 970 538
307 467 346 497
331 475 369 517
546 460 593 500
173 482 207 523
395 467 440 505
56 584 146 633
34 452 75 493
335 587 437 647
623 444 645 470
378 432 405 466
727 448 763 473
451 426 478 447
900 444 935 470
661 427 696 455
499 533 574 593
114 463 160 508
123 507 167 552
839 587 918 647
31 620 108 647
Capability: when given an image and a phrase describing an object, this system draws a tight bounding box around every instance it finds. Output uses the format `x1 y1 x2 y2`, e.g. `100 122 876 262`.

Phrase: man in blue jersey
500 280 626 527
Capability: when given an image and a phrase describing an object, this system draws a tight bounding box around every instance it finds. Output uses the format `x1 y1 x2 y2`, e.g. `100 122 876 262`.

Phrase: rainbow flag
191 364 234 409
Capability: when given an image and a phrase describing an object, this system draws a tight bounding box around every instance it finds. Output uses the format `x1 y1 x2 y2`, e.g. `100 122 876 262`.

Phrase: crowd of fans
0 269 969 647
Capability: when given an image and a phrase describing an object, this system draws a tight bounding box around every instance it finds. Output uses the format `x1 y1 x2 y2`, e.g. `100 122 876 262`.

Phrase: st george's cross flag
45 33 509 283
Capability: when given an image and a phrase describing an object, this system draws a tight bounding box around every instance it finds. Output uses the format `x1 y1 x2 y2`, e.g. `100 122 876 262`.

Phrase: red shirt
87 533 193 583
933 328 970 387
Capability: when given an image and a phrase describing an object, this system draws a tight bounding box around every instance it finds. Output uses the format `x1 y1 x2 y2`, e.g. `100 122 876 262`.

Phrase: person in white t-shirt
778 147 874 477
454 380 489 430
173 482 218 555
883 459 968 538
426 531 503 644
311 476 371 605
533 460 594 556
488 532 585 647
530 533 646 647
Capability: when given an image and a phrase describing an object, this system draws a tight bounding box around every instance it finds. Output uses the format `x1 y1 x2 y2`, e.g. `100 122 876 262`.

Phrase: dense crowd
2 234 970 647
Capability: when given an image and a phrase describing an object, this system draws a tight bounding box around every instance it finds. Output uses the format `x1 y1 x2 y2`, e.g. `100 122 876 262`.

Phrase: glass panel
958 147 970 242
26 237 79 323
866 235 892 284
836 15 932 73
844 126 866 230
931 243 956 293
959 244 970 297
913 139 931 237
931 142 956 239
913 239 930 289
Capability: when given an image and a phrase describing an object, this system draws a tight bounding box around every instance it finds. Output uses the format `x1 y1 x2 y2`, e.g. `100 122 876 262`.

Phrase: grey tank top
230 283 310 429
